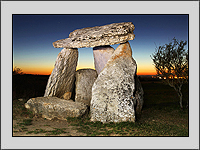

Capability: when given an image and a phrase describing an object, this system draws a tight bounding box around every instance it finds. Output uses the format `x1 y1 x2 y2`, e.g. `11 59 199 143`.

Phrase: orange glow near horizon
20 68 156 76
137 71 156 75
14 63 156 76
136 65 156 75
24 70 52 75
13 66 53 75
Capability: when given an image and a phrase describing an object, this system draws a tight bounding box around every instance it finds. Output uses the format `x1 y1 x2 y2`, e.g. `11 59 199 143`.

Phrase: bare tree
151 38 188 109
13 67 23 75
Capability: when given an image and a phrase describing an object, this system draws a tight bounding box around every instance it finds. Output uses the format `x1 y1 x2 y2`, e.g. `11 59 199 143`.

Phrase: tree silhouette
151 38 188 109
13 67 23 75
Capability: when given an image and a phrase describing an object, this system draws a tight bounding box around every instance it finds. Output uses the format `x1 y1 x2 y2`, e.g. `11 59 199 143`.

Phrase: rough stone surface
62 92 72 100
44 48 78 98
90 42 137 123
75 69 98 106
53 22 135 48
134 75 144 116
25 97 88 120
93 45 115 75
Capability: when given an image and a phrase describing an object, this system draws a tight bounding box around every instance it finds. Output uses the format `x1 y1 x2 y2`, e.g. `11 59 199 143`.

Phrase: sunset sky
13 14 188 75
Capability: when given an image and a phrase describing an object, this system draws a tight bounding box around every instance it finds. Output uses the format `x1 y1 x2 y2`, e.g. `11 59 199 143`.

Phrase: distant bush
13 67 23 75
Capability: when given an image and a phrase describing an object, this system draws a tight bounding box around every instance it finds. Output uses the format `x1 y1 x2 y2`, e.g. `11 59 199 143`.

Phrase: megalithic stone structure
90 42 137 123
93 45 115 75
36 22 144 122
44 48 78 98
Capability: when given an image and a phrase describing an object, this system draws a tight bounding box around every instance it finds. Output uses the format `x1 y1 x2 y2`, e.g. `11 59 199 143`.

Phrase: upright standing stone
93 45 115 75
44 48 78 98
90 42 137 123
75 69 98 106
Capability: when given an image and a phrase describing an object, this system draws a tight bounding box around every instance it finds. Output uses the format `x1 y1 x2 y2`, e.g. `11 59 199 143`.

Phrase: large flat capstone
25 97 88 120
90 42 137 123
53 22 135 48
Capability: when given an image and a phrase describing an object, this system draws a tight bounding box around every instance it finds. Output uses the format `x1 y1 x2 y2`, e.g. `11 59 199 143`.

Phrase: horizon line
16 73 157 76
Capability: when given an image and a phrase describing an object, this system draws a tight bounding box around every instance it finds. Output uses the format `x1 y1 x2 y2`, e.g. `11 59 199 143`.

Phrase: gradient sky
13 14 188 75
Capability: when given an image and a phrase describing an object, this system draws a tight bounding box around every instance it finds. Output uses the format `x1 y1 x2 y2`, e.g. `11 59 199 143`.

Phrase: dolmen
25 22 144 123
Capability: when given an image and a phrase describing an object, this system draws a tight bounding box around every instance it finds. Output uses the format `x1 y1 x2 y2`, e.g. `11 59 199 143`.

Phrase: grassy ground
12 75 189 136
65 81 188 136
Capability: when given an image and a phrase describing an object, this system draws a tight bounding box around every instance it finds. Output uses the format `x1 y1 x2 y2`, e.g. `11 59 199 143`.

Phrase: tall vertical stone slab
44 48 78 98
93 45 115 75
75 69 98 105
90 42 137 123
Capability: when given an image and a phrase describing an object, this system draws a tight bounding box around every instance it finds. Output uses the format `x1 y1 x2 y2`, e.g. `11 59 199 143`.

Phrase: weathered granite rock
75 69 98 106
134 75 144 116
93 45 115 75
53 22 135 48
90 42 137 123
25 97 88 120
44 48 78 98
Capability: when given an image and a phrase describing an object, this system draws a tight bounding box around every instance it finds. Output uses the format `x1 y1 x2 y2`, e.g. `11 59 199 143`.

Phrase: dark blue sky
13 14 188 75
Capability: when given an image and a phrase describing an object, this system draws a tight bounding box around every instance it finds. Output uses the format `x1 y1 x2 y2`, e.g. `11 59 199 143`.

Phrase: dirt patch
13 116 87 136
